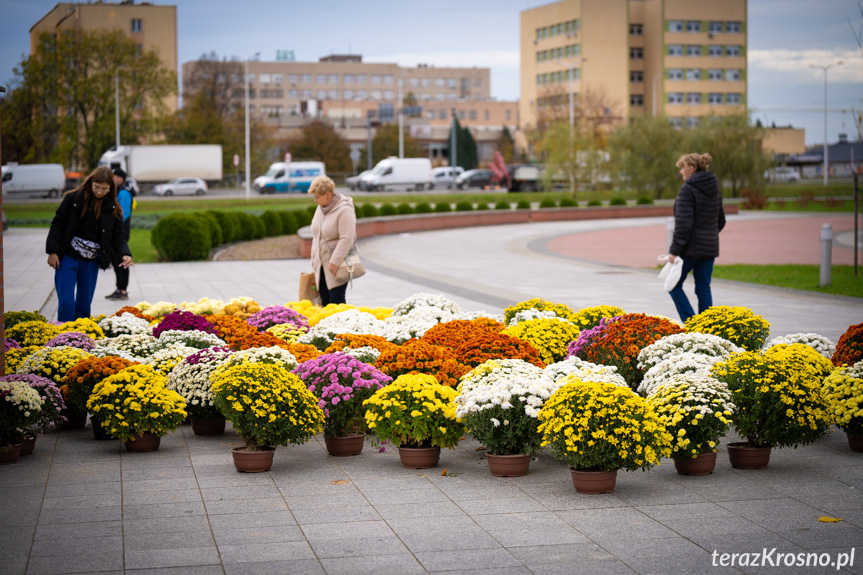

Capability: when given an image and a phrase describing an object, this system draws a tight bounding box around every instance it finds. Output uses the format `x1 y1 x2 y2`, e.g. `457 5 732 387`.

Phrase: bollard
820 223 832 287
666 217 674 253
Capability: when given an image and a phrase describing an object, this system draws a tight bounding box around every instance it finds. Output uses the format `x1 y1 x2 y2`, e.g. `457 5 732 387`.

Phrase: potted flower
375 340 469 387
832 322 862 367
420 319 504 350
62 356 140 436
247 305 310 332
45 332 97 352
0 374 64 456
636 332 742 396
646 374 735 475
455 359 559 477
685 306 771 351
502 298 577 325
364 373 464 469
152 309 218 338
166 346 234 435
211 363 325 472
293 353 392 456
711 344 833 469
15 346 93 387
502 318 582 365
821 364 863 452
86 364 187 452
0 380 43 464
538 377 672 493
454 332 545 369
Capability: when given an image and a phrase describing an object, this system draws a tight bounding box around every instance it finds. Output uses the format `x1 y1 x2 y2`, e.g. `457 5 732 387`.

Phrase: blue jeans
55 255 100 322
669 256 714 323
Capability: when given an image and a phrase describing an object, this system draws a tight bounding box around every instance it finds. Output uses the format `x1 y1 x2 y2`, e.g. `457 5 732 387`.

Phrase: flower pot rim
231 445 276 453
673 450 718 461
727 441 772 449
570 466 619 473
324 433 365 439
486 452 531 458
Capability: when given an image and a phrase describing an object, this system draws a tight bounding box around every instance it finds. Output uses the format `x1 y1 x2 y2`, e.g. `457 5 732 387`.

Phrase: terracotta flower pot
324 435 365 457
20 435 37 456
727 442 772 469
486 453 531 477
0 443 23 465
91 416 115 441
673 452 717 476
123 432 161 453
190 416 227 436
848 434 863 453
398 446 441 469
60 409 87 430
570 468 617 494
231 446 276 473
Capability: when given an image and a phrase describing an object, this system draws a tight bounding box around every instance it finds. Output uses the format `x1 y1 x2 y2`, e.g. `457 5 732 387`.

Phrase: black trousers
111 219 132 291
319 267 347 306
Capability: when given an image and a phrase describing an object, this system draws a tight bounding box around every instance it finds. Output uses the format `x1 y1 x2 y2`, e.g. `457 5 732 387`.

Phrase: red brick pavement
546 215 861 268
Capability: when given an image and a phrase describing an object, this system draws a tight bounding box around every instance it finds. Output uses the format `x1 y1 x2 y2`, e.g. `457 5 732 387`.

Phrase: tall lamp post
114 65 127 149
398 77 404 159
562 57 587 129
244 53 260 201
810 60 843 187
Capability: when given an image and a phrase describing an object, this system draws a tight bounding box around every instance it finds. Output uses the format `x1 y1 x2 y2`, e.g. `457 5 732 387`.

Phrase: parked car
454 169 494 190
346 170 371 191
153 177 208 196
430 166 464 189
764 167 800 183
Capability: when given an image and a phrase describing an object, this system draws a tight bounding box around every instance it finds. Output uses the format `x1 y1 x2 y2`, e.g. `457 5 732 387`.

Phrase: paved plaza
1 212 862 575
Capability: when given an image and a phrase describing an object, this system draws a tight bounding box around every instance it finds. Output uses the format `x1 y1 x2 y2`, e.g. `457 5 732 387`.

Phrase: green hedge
278 210 299 234
539 198 557 208
396 203 414 215
559 198 577 207
494 201 511 210
434 202 452 213
261 210 283 237
151 213 211 261
455 201 474 212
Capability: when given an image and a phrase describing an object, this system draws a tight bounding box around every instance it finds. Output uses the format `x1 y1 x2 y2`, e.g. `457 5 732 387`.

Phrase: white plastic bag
657 255 683 292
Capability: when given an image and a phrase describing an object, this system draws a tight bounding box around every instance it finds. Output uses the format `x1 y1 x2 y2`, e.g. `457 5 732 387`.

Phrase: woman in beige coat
308 175 357 305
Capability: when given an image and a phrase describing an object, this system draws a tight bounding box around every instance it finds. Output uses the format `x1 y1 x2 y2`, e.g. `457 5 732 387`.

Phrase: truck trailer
98 145 223 190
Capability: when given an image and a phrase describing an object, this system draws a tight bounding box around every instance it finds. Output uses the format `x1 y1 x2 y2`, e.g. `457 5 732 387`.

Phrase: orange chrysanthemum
420 319 504 350
374 340 470 387
325 334 399 355
454 332 546 368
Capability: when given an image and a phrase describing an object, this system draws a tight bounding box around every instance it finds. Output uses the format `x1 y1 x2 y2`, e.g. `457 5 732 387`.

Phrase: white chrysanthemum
507 309 560 326
392 293 461 316
143 344 199 376
98 313 151 337
637 332 742 372
647 373 735 413
455 359 558 419
453 311 506 323
167 347 234 408
94 333 159 359
212 346 299 375
154 329 227 350
342 346 381 364
545 357 629 388
637 353 723 396
299 309 386 348
764 333 835 359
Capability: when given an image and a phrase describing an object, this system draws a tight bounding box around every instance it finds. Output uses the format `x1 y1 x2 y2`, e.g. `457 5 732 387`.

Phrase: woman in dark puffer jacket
667 152 726 323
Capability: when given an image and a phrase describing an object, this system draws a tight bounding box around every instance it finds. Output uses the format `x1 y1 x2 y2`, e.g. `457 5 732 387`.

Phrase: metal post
244 57 251 200
855 172 859 276
398 78 404 159
0 84 6 375
366 112 373 172
450 108 457 168
810 61 843 187
114 65 126 149
820 223 833 287
651 73 661 117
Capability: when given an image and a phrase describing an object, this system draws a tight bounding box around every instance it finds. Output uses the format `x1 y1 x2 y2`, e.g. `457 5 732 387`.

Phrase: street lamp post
244 53 260 201
398 77 404 158
651 72 661 117
810 60 843 187
114 65 127 149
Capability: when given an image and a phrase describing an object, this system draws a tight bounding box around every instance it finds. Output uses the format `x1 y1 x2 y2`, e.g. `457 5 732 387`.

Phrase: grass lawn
713 264 863 298
129 229 158 263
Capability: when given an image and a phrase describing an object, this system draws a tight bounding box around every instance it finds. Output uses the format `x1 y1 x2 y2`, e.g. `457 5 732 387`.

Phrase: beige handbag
322 233 366 285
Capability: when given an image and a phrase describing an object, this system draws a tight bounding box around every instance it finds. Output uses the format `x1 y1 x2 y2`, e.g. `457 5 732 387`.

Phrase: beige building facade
31 1 179 111
520 0 747 130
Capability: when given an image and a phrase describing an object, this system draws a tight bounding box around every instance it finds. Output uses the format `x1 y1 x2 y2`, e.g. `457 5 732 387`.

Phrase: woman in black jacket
667 152 726 323
46 166 134 321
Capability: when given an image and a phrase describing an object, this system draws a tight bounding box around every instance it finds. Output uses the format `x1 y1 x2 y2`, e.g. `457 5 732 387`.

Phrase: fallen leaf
441 469 447 476
475 446 487 451
818 516 842 523
329 479 351 485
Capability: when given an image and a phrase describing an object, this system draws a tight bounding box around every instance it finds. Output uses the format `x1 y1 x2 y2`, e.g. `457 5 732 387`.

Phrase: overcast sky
1 0 861 146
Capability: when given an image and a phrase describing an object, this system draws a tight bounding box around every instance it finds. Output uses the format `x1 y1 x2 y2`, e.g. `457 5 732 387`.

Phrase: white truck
253 161 326 193
1 163 65 198
98 145 223 189
361 157 432 191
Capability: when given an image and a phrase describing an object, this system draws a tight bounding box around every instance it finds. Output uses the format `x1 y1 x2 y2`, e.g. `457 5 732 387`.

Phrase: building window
384 90 394 100
668 92 684 105
686 69 701 81
436 94 445 101
708 92 723 104
469 110 477 120
439 109 447 120
288 89 298 99
709 21 723 34
447 93 457 101
686 45 702 57
371 90 381 100
630 71 644 82
420 93 431 101
427 110 435 120
356 89 366 99
630 47 644 59
329 90 338 99
259 89 269 98
669 117 684 128
630 94 644 106
668 20 684 32
230 74 240 83
316 74 326 83
725 45 741 57
726 21 741 33
371 74 381 84
447 78 457 88
708 69 723 81
506 109 512 121
422 78 431 87
329 74 339 84
686 93 702 104
726 93 742 105
301 89 312 98
316 90 326 99
630 23 643 36
217 74 226 84
288 74 298 83
260 74 271 84
458 110 466 120
708 45 723 57
131 18 142 32
725 69 741 81
301 74 311 83
687 117 700 127
343 74 353 84
687 21 702 32
435 78 445 87
384 75 394 84
668 45 684 56
484 110 489 120
344 89 353 99
356 74 366 84
409 78 419 87
275 90 285 98
668 68 683 81
247 74 255 83
274 74 283 85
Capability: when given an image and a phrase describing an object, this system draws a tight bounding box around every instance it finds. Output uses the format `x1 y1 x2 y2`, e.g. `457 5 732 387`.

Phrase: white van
430 166 464 189
362 157 432 191
1 163 65 198
254 161 326 193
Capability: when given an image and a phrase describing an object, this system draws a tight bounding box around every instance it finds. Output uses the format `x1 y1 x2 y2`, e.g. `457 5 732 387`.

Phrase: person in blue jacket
46 166 133 321
105 167 133 300
667 152 726 323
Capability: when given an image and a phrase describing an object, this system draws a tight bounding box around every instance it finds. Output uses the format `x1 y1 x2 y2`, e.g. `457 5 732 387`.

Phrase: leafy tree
608 116 683 199
540 120 595 195
497 126 516 164
7 29 176 169
288 120 351 172
450 116 478 170
359 123 423 167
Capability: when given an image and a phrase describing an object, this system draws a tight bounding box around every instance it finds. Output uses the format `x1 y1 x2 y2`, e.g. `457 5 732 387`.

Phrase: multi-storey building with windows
31 1 178 111
520 0 747 130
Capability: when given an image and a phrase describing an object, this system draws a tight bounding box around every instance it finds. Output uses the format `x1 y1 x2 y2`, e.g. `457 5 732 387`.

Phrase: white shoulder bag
657 255 684 292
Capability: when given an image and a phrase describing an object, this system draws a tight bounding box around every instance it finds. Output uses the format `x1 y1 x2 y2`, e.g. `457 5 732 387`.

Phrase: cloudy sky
1 0 861 146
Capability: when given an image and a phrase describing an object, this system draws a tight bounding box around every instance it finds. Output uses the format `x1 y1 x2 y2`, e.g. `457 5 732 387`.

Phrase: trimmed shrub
609 197 627 206
151 213 212 262
414 202 433 214
360 204 379 218
261 210 283 237
455 201 474 212
293 209 312 228
516 200 531 210
194 212 223 247
434 202 452 213
208 210 238 244
306 204 317 218
539 198 557 208
379 203 397 216
234 212 257 241
587 199 602 206
396 203 414 215
475 203 490 211
250 214 266 239
636 196 654 205
494 201 511 210
559 197 577 207
278 210 299 235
